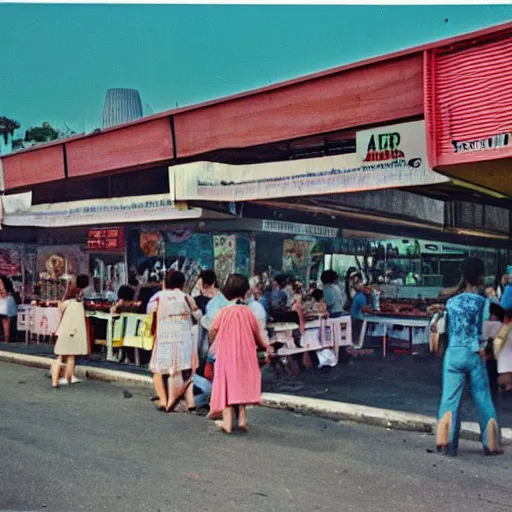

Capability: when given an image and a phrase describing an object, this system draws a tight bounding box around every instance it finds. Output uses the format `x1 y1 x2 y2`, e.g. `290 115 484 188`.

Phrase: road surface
0 362 510 512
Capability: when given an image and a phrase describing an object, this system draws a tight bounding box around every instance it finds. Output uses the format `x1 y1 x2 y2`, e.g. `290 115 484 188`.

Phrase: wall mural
213 234 236 288
129 230 213 292
235 234 251 279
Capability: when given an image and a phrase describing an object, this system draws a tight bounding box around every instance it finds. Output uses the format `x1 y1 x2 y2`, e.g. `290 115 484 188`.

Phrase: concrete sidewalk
1 343 511 444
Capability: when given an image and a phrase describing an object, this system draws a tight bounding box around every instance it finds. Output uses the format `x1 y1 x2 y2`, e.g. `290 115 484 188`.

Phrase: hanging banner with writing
171 121 448 203
2 193 202 228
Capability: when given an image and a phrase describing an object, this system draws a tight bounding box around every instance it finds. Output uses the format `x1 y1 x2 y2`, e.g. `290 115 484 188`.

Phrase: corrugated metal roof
427 31 512 167
3 20 512 159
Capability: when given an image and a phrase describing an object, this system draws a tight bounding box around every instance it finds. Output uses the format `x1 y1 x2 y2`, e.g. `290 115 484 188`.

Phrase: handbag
493 323 512 358
429 310 448 356
185 295 202 325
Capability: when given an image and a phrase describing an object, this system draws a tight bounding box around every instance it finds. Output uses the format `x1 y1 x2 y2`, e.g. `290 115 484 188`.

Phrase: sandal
154 400 168 412
215 420 231 434
167 379 193 412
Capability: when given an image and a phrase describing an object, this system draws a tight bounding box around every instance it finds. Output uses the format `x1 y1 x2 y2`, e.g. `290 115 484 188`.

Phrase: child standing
208 274 269 433
51 275 90 389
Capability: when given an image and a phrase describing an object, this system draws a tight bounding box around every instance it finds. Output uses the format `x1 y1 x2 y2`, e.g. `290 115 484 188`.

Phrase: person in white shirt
0 275 18 342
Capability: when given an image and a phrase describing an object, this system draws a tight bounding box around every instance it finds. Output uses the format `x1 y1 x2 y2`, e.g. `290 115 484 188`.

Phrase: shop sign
171 121 448 202
452 132 511 154
262 220 339 238
86 228 125 252
356 121 427 171
2 193 202 228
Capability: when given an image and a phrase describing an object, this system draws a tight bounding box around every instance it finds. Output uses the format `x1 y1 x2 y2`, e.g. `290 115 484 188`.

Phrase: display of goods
427 303 445 314
85 301 112 312
371 299 430 318
30 300 59 308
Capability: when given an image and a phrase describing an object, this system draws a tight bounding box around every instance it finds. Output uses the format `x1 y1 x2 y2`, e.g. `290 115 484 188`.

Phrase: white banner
261 220 339 238
2 191 32 214
2 193 202 228
171 121 449 202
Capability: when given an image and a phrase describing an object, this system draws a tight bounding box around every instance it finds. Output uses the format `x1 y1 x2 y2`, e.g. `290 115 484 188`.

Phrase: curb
261 393 512 443
0 351 154 389
2 350 511 444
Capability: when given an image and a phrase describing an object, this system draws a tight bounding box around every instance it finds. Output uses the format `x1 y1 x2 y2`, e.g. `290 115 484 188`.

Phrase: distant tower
102 88 143 128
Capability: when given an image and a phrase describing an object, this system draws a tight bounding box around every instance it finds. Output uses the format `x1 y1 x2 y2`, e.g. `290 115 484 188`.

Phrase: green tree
25 122 60 143
0 116 20 144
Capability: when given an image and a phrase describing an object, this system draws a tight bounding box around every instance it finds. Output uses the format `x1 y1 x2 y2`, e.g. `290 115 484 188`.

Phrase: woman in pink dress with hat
209 274 269 433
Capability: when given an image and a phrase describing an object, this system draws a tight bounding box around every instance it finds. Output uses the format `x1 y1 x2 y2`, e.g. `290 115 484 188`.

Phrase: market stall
269 315 352 373
352 297 443 356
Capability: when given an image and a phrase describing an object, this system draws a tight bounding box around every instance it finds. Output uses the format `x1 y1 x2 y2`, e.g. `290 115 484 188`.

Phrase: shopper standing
350 276 368 345
208 274 269 433
147 270 201 412
436 257 502 456
51 275 90 389
194 270 220 373
320 270 344 318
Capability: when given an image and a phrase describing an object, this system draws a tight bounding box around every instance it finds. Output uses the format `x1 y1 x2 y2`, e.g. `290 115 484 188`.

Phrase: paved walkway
2 342 512 427
4 363 511 512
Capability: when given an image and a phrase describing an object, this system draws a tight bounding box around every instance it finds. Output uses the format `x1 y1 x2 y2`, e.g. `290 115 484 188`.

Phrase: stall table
17 305 62 344
356 313 431 357
269 315 352 365
85 310 119 362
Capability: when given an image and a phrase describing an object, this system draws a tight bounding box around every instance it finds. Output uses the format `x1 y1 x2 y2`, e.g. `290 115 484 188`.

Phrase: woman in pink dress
209 274 269 433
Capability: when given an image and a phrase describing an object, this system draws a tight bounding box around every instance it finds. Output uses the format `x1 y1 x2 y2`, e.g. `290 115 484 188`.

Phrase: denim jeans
193 374 212 409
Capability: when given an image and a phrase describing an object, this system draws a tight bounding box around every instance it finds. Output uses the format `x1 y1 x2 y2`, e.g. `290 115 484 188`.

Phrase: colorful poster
0 246 23 277
130 230 213 287
214 235 236 288
140 232 164 258
249 234 256 278
235 235 250 277
0 244 30 299
282 240 313 283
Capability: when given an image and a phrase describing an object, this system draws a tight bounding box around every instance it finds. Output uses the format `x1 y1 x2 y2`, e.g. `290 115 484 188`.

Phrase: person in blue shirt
436 257 502 457
482 286 500 323
270 275 288 313
350 280 367 321
500 274 512 311
320 270 344 318
349 276 367 345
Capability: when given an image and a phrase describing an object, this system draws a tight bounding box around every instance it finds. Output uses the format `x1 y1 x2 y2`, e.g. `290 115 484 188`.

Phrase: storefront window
323 235 501 298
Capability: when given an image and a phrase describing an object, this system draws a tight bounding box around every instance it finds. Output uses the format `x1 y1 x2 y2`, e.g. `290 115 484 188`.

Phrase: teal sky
2 4 512 134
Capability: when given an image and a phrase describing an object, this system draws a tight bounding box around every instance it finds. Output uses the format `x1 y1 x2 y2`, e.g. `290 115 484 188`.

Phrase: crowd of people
13 255 511 448
47 266 363 433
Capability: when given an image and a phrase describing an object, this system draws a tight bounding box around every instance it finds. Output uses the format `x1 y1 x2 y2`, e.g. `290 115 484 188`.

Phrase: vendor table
356 314 431 357
85 311 119 362
17 305 62 344
16 306 120 362
269 315 352 365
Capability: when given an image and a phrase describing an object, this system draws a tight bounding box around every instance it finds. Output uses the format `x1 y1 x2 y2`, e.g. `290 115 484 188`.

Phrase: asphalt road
0 362 511 512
